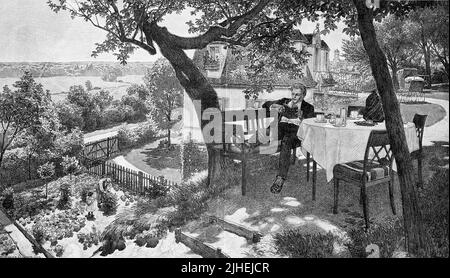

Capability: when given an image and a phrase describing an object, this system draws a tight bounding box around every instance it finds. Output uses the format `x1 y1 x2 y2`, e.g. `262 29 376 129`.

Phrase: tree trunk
353 1 428 256
147 24 228 184
390 64 399 91
167 128 171 147
28 154 32 180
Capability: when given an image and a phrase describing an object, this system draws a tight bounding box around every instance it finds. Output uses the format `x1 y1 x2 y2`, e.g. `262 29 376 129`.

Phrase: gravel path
422 97 449 146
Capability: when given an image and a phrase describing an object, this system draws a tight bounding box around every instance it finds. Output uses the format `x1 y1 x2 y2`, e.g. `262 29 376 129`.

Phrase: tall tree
145 58 183 146
0 72 52 170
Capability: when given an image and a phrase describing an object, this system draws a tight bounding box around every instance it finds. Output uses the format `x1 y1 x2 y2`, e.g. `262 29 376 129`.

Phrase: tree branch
150 0 271 50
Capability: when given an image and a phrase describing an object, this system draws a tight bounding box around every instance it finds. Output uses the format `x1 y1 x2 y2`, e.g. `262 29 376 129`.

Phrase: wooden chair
208 110 299 196
411 114 427 187
333 130 396 229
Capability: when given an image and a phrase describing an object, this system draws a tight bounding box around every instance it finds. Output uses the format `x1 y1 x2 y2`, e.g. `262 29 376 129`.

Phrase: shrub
144 176 170 199
61 156 80 180
80 183 95 203
54 245 65 257
1 188 14 210
117 125 139 149
101 191 118 215
345 216 404 258
274 230 337 258
58 183 72 209
419 169 449 257
180 138 208 179
31 223 45 244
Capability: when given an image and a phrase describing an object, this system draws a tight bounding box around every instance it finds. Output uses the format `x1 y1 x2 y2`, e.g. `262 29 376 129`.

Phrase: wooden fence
83 136 119 161
86 160 178 195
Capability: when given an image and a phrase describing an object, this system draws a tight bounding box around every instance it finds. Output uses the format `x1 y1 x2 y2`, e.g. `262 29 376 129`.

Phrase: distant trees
407 6 449 81
101 68 122 82
121 84 151 122
145 59 183 147
343 7 449 87
342 15 417 89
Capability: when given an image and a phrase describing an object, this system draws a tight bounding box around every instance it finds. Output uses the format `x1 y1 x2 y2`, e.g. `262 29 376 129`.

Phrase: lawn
179 140 449 258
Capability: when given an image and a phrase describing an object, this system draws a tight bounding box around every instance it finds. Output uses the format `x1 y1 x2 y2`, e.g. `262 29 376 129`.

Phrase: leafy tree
55 100 85 131
145 58 183 146
61 155 79 180
0 72 52 170
37 162 55 198
66 85 101 131
342 15 417 89
120 84 150 121
67 85 91 107
48 0 445 256
407 6 449 80
85 80 93 91
92 89 113 112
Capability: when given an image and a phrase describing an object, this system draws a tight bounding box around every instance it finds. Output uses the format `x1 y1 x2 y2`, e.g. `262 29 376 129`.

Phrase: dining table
296 117 420 182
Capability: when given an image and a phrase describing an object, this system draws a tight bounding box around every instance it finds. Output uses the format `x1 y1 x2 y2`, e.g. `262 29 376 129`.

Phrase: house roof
291 30 330 51
193 48 319 88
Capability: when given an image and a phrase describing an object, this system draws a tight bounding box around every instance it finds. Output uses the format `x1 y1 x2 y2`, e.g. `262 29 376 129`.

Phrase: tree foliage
0 72 53 169
144 58 183 145
342 15 418 89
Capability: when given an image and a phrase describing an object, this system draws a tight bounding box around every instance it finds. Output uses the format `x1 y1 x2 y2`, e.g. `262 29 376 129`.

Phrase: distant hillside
0 61 153 78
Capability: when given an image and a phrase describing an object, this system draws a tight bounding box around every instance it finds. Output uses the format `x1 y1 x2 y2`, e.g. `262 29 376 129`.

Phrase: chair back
412 114 427 149
347 105 365 117
364 130 393 171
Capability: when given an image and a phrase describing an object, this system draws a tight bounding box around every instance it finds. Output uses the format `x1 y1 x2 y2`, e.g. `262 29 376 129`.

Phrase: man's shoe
270 176 285 194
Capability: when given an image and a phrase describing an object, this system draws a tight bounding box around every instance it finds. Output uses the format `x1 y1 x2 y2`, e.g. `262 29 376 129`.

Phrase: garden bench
206 109 300 196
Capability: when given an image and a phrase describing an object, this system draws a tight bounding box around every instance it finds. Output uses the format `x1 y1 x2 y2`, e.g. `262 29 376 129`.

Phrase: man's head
290 83 307 104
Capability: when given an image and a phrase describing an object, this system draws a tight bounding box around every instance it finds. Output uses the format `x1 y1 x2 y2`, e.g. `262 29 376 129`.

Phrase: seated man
262 83 314 194
361 89 385 122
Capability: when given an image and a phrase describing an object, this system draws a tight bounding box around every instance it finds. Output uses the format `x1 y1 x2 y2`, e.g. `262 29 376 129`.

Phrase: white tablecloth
297 119 419 182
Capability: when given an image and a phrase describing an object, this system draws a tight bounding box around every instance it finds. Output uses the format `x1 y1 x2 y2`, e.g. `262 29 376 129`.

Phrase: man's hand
270 104 285 114
289 118 302 126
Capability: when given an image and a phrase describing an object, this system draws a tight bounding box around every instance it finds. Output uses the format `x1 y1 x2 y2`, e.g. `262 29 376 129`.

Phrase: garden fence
85 160 178 195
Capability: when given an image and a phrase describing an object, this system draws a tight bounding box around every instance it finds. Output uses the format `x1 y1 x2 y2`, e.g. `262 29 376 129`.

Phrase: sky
0 0 349 63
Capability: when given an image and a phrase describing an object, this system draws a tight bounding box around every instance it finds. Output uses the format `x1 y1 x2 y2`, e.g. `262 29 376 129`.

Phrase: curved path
422 97 449 146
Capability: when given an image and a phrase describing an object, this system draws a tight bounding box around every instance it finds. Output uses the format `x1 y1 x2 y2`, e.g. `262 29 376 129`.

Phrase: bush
61 156 80 180
54 245 65 257
419 169 449 257
117 125 139 149
101 191 118 215
144 176 170 199
180 139 208 179
31 223 45 244
274 230 337 258
1 188 14 210
58 183 71 209
345 216 404 258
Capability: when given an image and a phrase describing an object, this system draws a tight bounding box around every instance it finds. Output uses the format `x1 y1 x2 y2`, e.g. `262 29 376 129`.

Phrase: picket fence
85 160 178 195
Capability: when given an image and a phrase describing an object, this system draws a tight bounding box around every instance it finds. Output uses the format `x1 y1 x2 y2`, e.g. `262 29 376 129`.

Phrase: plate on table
354 120 377 126
314 119 327 123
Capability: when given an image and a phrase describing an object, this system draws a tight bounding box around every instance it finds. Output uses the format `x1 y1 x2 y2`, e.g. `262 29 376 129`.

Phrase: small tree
85 80 93 91
37 162 55 198
61 156 79 180
145 59 183 147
